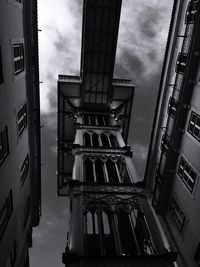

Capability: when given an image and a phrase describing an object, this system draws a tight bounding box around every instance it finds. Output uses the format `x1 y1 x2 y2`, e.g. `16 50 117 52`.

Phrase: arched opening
90 115 96 125
92 133 99 147
85 205 116 255
101 133 110 147
86 211 101 255
104 116 110 126
83 114 89 125
116 207 138 255
97 116 104 126
84 158 94 182
106 159 119 183
95 158 105 183
117 160 131 183
83 132 91 147
109 134 118 147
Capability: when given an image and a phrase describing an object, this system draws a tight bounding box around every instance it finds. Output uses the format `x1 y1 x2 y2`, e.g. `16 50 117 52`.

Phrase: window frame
175 52 187 75
17 103 27 136
13 43 24 75
0 190 13 240
20 153 29 186
0 126 9 166
169 196 186 233
168 97 178 118
188 111 200 142
177 156 198 194
185 0 199 24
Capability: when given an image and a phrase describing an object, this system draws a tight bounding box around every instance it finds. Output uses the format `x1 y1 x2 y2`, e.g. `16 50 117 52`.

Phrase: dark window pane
117 161 131 183
117 209 137 255
176 53 187 74
101 133 110 147
186 1 199 24
92 133 99 147
109 134 118 147
83 133 91 146
106 159 119 183
0 126 9 165
90 115 96 125
95 159 105 183
104 116 110 126
0 190 13 240
84 159 94 182
97 116 104 126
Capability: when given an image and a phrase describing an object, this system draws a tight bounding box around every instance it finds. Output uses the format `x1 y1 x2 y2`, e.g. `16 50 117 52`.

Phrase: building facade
57 0 177 266
0 0 41 266
145 0 200 266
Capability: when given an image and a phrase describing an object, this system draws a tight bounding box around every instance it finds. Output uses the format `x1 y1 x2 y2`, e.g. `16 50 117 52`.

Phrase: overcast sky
29 0 173 266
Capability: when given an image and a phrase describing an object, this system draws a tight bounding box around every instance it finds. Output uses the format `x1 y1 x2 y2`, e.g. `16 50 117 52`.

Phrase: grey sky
29 0 173 266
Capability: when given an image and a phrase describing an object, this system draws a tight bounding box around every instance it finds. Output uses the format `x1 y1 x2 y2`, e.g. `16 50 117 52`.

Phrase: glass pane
95 159 105 183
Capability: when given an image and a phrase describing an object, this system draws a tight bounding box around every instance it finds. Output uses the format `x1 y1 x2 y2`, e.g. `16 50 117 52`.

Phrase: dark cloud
137 6 162 39
114 49 146 79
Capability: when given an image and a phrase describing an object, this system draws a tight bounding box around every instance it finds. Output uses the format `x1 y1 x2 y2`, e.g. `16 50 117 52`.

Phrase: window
109 134 118 147
83 132 91 146
92 133 99 147
175 53 187 74
13 44 24 75
0 46 3 84
169 196 185 233
0 190 13 240
101 133 110 147
161 133 170 153
194 242 200 265
185 0 199 24
188 111 200 142
83 114 110 126
117 207 138 254
168 97 178 118
23 197 30 228
0 126 9 166
84 207 116 255
106 159 119 183
178 156 197 194
20 154 29 185
17 103 27 135
117 160 131 183
95 159 105 183
84 158 94 182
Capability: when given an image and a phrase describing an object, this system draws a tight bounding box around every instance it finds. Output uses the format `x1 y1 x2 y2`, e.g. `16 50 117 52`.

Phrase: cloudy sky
29 0 173 266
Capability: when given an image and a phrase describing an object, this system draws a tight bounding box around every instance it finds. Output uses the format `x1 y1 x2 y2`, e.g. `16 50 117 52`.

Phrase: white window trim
15 102 27 141
19 153 29 185
168 195 187 237
10 39 25 81
176 154 199 197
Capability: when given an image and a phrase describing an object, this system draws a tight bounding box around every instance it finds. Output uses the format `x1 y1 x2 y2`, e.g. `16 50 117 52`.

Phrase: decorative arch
83 132 91 146
101 133 110 147
92 132 99 147
109 133 118 147
84 200 116 255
